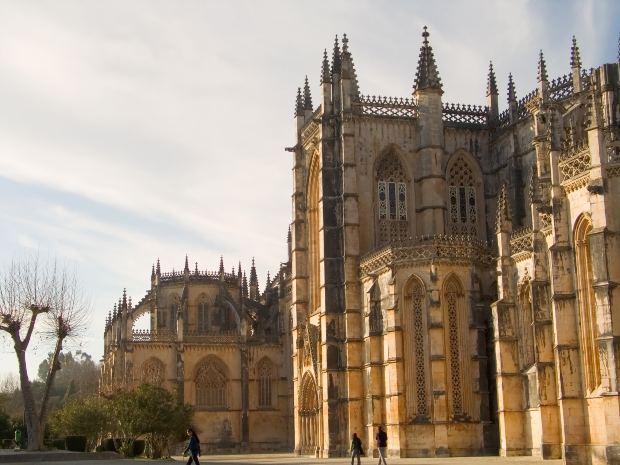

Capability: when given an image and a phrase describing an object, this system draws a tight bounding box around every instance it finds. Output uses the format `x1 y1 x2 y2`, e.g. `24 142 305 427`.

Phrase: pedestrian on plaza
350 432 363 465
375 426 387 465
184 428 201 465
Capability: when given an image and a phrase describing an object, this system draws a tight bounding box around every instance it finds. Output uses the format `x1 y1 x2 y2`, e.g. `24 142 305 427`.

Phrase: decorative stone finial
303 76 313 110
570 35 582 68
184 254 189 273
295 87 304 116
219 255 225 275
537 50 548 83
321 49 331 84
507 73 517 103
487 61 498 96
414 26 442 91
156 258 161 275
331 35 342 76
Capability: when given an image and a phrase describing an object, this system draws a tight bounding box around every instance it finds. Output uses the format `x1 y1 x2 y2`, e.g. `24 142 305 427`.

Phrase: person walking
375 426 387 465
350 432 363 465
184 428 201 465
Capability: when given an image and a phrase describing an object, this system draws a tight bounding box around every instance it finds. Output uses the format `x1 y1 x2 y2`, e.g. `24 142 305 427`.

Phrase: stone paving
0 451 563 465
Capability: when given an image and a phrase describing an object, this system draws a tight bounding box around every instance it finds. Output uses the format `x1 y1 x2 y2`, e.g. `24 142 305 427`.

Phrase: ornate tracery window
447 155 478 236
141 357 164 386
444 276 465 418
403 276 428 419
299 372 319 454
574 215 600 393
257 358 273 408
376 153 409 245
195 358 228 409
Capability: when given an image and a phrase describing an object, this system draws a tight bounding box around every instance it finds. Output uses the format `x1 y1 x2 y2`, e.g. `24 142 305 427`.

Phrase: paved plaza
0 451 563 465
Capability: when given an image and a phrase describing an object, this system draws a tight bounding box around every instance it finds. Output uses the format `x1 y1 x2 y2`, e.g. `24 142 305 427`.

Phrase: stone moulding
359 235 493 276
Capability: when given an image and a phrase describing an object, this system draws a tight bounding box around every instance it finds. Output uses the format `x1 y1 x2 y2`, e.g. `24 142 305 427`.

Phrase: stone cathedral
101 27 620 465
288 29 620 465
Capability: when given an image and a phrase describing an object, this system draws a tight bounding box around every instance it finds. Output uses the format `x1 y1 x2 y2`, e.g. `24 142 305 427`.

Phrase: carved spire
112 303 117 319
219 255 225 275
249 258 259 300
570 35 582 68
331 35 341 77
537 50 548 83
507 73 517 103
303 76 313 110
287 225 292 243
495 184 512 233
237 261 242 281
156 258 161 276
151 263 155 279
184 254 189 273
122 288 127 311
618 33 620 62
295 87 304 116
242 272 248 298
321 49 331 83
414 26 442 91
341 33 360 99
265 271 271 293
487 61 498 96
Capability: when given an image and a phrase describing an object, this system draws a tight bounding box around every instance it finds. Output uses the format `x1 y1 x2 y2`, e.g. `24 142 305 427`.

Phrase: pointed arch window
197 296 209 333
369 283 383 334
308 153 321 312
195 358 228 409
447 155 478 236
376 153 409 245
574 216 600 393
257 359 273 408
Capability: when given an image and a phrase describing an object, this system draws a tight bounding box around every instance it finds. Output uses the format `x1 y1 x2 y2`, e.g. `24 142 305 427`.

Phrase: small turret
195 262 199 275
571 36 583 93
184 254 190 275
487 61 499 125
265 271 271 294
122 288 127 312
413 26 443 147
219 256 225 276
287 226 292 263
331 35 342 78
237 262 242 283
537 50 549 101
151 264 156 287
321 49 330 84
156 258 161 276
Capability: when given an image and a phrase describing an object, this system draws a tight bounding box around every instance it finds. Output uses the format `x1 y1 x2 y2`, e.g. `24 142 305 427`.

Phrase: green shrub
65 435 87 452
52 438 65 450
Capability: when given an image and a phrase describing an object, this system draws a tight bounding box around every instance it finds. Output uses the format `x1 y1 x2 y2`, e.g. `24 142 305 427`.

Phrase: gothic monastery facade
102 28 620 465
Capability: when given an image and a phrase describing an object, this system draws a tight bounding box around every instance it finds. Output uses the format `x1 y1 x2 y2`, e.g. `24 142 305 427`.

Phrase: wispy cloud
0 0 617 377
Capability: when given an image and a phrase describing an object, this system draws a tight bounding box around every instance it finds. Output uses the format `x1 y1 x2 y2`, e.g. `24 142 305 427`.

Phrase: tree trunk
37 335 65 448
14 341 41 451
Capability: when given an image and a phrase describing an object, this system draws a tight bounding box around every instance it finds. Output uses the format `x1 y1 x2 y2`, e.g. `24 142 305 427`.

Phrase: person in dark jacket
350 432 363 465
184 428 201 465
375 426 387 465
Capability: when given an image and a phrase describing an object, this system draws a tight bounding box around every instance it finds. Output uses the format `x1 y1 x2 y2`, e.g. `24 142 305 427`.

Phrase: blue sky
0 0 618 379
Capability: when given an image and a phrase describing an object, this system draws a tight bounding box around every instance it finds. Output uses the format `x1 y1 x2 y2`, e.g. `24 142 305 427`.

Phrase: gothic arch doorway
299 372 319 455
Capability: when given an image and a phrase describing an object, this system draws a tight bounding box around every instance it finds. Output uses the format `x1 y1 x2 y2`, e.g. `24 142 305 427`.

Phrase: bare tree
0 256 88 450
